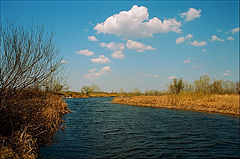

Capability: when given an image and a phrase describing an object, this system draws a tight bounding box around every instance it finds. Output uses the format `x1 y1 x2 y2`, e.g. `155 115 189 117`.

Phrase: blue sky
1 1 239 92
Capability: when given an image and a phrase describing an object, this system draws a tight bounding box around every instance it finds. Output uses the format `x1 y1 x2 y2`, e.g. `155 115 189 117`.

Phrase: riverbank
0 90 70 159
59 91 118 99
111 93 239 116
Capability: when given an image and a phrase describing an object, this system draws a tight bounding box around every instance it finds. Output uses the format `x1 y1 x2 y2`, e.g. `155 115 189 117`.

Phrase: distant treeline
112 75 239 96
168 75 239 94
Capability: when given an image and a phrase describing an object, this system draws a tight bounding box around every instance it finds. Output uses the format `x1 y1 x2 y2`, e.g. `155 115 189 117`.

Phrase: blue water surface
39 97 240 158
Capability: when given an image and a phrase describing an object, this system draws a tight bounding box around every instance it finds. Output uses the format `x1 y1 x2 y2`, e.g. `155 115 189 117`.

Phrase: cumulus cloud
75 49 94 56
181 8 201 21
176 37 185 44
100 42 125 50
176 34 193 44
94 5 182 38
90 55 111 63
168 75 176 80
231 27 240 34
138 73 159 78
111 50 125 59
61 60 70 64
227 36 235 41
189 40 207 47
88 35 98 41
185 34 193 40
126 40 155 52
84 66 111 79
183 57 191 63
210 35 224 42
202 49 207 52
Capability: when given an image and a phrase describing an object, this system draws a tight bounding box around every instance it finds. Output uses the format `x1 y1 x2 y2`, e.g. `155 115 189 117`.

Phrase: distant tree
222 81 236 94
194 75 210 93
89 84 100 93
133 88 141 95
144 90 162 96
169 78 185 94
81 86 93 96
184 81 194 92
236 82 240 94
119 88 125 95
209 79 224 94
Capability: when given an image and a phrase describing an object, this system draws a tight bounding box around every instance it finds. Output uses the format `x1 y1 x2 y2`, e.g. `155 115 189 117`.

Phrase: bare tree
0 22 64 108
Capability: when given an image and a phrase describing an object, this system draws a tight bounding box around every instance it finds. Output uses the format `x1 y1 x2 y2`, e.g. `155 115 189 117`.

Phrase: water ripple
39 97 240 158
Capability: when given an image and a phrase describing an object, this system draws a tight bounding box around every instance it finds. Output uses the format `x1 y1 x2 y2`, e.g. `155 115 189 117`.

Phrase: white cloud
111 50 125 59
100 42 125 50
75 49 94 56
210 35 224 42
185 34 193 40
176 34 193 44
90 55 111 63
99 66 111 75
94 5 182 38
227 36 235 41
223 72 231 76
89 68 97 73
183 58 191 63
61 60 70 64
168 75 176 80
126 40 155 52
181 8 201 21
222 70 231 76
202 49 207 52
231 27 240 34
88 35 98 42
190 40 207 47
138 73 159 78
84 66 111 79
176 37 185 44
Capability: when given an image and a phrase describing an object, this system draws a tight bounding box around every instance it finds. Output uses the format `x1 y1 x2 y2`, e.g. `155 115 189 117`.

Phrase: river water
39 97 239 158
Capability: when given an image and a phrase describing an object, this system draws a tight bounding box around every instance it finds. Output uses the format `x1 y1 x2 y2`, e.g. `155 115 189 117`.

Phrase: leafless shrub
0 22 67 109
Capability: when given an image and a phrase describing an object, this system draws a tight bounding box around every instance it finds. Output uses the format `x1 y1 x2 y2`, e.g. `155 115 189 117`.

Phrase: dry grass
112 93 239 115
59 91 117 98
0 90 70 159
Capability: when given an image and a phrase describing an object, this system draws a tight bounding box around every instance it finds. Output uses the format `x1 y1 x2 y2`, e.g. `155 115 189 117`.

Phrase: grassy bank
112 93 239 116
59 91 118 98
0 90 70 159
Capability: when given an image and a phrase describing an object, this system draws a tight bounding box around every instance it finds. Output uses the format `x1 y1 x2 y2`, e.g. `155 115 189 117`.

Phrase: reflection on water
40 97 240 158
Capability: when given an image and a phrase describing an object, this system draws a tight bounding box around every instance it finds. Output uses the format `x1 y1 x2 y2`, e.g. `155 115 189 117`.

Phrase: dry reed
112 93 239 116
0 90 70 159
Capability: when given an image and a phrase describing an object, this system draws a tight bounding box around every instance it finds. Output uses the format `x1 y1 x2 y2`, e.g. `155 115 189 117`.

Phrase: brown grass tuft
0 90 70 159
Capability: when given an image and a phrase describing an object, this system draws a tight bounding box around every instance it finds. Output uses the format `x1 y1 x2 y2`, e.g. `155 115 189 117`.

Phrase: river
39 97 240 158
